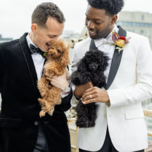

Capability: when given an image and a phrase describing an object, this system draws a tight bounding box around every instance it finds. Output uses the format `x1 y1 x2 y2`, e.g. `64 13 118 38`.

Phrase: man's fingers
52 76 57 79
82 90 95 101
82 98 96 104
88 81 93 87
83 87 94 96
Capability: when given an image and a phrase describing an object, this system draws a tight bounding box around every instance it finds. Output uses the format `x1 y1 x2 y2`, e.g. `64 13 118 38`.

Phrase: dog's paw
48 108 54 116
38 98 46 106
38 98 42 102
39 110 46 117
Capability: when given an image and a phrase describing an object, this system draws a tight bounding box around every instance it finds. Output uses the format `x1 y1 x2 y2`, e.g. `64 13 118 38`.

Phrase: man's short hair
87 0 124 16
32 2 65 27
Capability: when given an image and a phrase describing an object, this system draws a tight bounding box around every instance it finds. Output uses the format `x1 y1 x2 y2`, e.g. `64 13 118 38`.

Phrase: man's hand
74 81 93 98
81 87 110 104
50 72 69 90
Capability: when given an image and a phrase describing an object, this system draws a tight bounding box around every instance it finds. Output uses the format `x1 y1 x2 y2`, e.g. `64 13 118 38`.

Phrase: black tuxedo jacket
0 33 73 152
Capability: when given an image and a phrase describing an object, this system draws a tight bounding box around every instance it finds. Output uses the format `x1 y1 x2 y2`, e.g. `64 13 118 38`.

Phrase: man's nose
87 20 95 29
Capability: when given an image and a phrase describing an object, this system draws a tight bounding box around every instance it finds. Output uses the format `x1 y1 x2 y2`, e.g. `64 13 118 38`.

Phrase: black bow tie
30 44 44 57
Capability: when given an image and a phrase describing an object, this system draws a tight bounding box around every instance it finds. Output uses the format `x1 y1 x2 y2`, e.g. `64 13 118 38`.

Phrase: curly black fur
87 0 124 16
71 49 109 128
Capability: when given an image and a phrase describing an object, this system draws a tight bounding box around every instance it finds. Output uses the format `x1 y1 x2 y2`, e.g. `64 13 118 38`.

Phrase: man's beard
88 23 112 40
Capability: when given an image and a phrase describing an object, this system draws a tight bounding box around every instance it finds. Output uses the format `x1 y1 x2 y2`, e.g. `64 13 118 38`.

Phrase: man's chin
89 34 98 40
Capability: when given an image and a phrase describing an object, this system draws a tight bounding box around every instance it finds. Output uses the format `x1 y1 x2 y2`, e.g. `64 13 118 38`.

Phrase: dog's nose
92 65 97 70
51 53 54 56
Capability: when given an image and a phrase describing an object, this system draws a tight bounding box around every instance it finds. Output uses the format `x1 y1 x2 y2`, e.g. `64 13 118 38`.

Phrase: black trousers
33 120 50 152
79 128 144 152
33 148 50 152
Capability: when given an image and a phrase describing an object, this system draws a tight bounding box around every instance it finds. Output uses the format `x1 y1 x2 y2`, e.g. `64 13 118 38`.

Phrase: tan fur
37 39 70 117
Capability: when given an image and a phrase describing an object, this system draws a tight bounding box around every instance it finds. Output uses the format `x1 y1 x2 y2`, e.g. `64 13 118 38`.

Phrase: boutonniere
112 32 131 54
43 52 48 57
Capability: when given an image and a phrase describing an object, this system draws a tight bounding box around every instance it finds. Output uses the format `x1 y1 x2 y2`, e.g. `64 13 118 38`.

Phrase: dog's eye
57 50 61 53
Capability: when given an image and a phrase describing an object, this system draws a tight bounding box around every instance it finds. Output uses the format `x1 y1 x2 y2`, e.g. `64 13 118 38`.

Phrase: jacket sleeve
60 89 73 111
107 37 152 108
70 47 80 107
0 45 5 93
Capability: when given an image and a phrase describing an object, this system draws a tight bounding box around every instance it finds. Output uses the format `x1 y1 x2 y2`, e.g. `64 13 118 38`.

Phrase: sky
0 0 152 39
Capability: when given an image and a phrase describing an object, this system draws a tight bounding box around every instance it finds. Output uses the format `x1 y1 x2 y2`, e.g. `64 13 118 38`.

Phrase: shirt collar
26 34 38 51
94 24 119 47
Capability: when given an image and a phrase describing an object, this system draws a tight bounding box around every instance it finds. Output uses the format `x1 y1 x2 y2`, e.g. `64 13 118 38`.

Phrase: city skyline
0 0 152 39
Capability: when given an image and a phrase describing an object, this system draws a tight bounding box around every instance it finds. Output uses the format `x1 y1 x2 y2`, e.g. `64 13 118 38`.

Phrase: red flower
119 36 126 40
112 31 131 46
112 31 131 54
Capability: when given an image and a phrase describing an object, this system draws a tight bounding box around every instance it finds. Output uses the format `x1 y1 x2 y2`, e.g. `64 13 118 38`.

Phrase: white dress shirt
26 34 45 80
94 24 119 83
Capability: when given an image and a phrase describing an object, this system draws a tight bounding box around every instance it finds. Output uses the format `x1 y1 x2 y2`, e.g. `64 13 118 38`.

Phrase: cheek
96 24 104 32
39 38 45 45
97 24 110 34
97 28 104 35
39 33 49 43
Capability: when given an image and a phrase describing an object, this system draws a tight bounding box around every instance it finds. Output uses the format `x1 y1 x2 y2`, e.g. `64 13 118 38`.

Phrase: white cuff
70 95 79 107
61 92 69 98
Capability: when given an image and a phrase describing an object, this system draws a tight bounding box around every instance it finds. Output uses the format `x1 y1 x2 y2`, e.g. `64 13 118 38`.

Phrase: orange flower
115 39 125 49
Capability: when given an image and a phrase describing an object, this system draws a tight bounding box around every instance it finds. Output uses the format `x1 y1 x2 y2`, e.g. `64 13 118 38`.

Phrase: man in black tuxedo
0 2 72 152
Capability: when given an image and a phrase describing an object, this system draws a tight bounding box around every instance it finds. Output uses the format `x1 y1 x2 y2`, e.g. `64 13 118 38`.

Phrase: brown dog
37 39 70 117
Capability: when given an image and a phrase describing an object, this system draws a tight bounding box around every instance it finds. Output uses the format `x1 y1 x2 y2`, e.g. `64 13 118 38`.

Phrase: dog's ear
99 55 109 71
60 44 71 67
77 58 87 72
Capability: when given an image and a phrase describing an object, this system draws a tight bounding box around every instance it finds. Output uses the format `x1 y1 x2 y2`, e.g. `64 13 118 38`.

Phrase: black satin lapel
89 39 97 50
19 33 38 94
106 26 126 89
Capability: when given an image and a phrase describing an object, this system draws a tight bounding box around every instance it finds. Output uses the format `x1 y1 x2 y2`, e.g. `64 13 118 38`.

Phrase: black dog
71 49 109 128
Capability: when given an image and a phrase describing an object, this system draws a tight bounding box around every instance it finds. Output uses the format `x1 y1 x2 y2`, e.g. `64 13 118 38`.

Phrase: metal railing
143 109 152 139
68 118 78 152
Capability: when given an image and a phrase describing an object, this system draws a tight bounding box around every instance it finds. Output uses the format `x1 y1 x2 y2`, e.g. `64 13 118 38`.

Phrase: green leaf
43 52 47 57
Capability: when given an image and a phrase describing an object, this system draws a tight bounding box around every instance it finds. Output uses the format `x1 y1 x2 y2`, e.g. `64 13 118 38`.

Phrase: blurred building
0 34 13 43
62 30 74 40
62 30 80 42
117 11 152 48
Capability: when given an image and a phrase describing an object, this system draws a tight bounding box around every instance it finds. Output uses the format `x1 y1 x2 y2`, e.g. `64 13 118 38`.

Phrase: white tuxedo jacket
71 27 152 152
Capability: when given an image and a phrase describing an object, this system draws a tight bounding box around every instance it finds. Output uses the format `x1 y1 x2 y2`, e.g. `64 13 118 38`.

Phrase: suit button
34 121 38 125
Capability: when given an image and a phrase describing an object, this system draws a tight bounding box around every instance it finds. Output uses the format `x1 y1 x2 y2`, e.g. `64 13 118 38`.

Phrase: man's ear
77 58 88 72
111 14 118 25
60 44 71 66
31 24 38 34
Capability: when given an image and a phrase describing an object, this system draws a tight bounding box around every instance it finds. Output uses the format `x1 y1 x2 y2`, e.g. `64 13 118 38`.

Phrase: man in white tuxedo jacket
71 0 152 152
